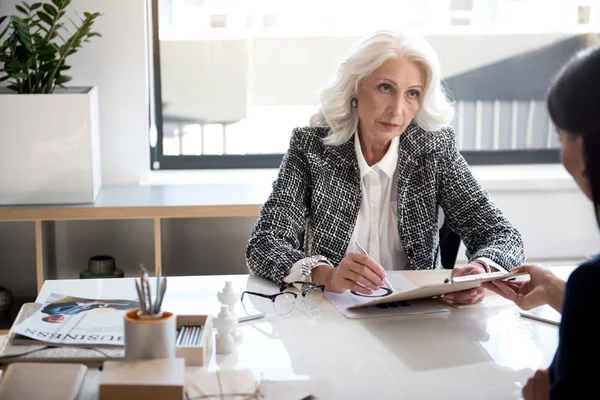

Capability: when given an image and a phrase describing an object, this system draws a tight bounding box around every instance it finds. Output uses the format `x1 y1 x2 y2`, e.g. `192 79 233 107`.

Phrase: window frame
148 0 560 171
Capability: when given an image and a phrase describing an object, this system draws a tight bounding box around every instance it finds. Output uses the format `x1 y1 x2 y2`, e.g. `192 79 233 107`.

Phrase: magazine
10 293 140 347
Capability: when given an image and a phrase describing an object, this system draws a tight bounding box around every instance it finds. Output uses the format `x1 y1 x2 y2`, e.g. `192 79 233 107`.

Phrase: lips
379 122 399 130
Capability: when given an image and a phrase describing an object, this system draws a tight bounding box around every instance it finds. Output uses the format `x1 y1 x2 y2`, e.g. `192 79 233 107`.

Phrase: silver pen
354 241 395 293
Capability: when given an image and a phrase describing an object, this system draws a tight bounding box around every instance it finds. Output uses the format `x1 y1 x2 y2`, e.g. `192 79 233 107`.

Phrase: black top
549 254 600 398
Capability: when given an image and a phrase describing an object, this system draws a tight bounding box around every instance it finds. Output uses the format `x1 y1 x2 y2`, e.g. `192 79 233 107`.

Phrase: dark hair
547 45 600 226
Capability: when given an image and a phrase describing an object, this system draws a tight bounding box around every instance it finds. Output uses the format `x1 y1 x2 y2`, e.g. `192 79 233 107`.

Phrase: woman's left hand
522 369 549 400
442 264 487 304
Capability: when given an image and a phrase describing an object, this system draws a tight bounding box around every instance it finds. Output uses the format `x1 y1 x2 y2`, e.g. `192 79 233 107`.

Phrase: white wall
457 187 600 264
0 0 151 186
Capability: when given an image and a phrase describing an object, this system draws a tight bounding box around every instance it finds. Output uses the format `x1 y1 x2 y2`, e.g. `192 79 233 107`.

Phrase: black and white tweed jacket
246 122 525 284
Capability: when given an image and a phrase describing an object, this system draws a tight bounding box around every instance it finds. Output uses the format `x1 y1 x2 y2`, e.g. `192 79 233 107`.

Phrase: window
150 0 600 170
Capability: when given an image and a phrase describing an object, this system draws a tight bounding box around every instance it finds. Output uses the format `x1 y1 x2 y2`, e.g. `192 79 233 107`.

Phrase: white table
34 267 575 400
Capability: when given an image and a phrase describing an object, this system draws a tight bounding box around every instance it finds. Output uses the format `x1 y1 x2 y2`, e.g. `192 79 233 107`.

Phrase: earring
351 98 357 108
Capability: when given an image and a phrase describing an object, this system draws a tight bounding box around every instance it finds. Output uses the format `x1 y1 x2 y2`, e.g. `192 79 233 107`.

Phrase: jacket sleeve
245 129 313 284
438 127 525 270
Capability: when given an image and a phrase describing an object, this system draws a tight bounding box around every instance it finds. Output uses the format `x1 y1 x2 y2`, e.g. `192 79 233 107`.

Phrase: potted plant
0 0 102 205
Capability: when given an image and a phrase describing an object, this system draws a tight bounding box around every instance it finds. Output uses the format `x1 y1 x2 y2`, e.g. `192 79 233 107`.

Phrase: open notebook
347 271 527 310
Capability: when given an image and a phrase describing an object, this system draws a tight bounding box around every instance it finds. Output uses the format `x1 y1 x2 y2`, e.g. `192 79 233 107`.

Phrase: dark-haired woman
486 45 600 399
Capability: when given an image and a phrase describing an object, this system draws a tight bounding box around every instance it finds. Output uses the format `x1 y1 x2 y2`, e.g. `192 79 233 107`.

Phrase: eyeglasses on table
240 281 325 315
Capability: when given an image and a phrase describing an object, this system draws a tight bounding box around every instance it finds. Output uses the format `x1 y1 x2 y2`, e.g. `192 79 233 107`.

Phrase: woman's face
558 129 592 200
356 57 424 142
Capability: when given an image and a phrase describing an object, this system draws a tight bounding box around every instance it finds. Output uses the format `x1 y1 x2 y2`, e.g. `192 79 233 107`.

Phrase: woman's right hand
483 264 565 311
312 253 388 294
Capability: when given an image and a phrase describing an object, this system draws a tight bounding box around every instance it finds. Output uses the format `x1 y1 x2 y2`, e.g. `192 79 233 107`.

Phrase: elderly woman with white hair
246 30 525 305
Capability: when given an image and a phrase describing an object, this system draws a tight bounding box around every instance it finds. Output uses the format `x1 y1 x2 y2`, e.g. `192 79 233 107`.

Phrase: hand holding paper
483 264 565 312
442 264 488 305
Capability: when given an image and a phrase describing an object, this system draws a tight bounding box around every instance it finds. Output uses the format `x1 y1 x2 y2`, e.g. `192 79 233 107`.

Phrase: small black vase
0 286 13 316
80 255 125 279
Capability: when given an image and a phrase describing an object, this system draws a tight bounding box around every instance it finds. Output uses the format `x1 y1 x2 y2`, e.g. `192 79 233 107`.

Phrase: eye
379 83 393 93
407 89 420 98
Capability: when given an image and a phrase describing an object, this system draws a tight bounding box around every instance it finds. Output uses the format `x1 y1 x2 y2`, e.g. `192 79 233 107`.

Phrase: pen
354 241 395 293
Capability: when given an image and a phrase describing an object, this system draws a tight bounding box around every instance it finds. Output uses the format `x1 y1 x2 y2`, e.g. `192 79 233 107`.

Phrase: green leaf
0 75 9 83
11 15 28 28
31 3 43 10
32 32 44 42
0 23 9 41
39 62 55 72
55 74 71 85
11 19 33 53
38 52 56 61
7 84 20 92
0 16 7 25
37 11 53 26
15 5 28 14
88 32 101 38
51 0 62 7
23 1 32 9
43 4 58 17
40 41 59 51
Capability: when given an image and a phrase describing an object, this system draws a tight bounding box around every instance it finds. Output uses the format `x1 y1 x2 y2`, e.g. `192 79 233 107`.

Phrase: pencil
354 241 395 293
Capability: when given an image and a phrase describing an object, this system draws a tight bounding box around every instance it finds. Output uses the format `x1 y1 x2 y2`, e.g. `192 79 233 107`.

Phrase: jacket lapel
321 137 361 265
396 122 426 269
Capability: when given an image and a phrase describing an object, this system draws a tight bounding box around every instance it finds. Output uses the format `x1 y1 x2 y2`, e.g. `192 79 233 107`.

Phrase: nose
387 95 404 117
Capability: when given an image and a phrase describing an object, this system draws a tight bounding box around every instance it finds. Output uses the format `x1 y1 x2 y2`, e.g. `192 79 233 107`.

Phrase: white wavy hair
309 30 455 146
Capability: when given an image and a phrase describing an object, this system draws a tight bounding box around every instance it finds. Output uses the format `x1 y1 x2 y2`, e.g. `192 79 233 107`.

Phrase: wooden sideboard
0 184 272 291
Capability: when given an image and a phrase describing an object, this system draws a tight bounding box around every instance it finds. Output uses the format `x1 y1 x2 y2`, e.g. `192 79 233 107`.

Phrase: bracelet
301 256 332 283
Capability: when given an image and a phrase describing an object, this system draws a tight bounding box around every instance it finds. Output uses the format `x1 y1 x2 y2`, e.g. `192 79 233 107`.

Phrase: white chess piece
214 305 236 354
217 281 243 343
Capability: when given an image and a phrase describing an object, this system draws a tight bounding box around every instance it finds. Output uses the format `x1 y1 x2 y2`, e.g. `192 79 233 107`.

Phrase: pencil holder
124 308 177 361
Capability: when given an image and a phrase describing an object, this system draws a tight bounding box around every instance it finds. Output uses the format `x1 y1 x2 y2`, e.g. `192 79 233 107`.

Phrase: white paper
325 272 449 318
520 305 561 326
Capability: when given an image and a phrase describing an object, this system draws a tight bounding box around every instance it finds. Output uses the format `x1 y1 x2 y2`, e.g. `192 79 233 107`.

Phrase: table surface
32 267 576 400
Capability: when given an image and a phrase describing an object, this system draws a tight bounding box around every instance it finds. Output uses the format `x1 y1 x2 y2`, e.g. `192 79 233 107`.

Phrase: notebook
0 362 87 400
347 271 527 309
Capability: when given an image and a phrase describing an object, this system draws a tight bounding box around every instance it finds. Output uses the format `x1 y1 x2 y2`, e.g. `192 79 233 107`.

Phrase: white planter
0 86 101 205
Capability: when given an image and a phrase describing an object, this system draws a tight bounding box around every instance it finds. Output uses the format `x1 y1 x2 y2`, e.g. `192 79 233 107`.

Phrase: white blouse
284 132 408 282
